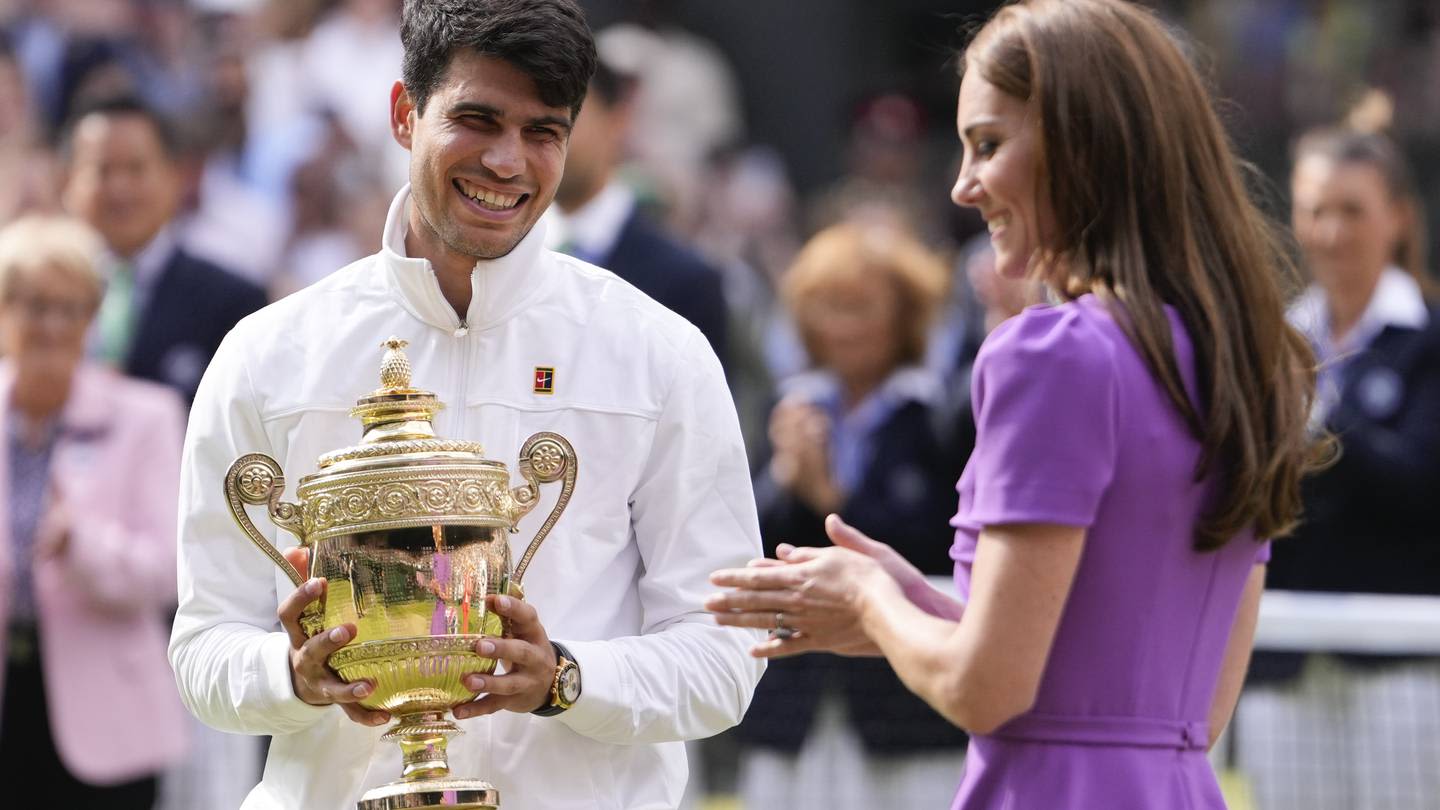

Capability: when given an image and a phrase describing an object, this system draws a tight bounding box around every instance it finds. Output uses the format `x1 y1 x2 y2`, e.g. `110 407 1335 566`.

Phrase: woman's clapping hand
707 515 910 658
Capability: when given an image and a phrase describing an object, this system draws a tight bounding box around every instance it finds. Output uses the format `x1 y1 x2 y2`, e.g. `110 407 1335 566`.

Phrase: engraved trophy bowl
223 337 576 810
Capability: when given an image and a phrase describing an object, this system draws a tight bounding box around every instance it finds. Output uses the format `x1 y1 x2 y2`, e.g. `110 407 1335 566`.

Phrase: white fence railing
924 578 1440 655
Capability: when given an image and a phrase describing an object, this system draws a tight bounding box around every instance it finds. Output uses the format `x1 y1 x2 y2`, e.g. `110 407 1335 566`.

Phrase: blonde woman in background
736 222 972 810
0 215 187 808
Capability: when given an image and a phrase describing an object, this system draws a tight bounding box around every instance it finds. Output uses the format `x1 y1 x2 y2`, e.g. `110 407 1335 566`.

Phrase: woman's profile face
951 68 1050 280
0 264 96 381
1291 154 1405 294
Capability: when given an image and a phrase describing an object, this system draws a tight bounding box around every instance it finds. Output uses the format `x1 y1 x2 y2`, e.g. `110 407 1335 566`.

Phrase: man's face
555 93 626 211
62 113 180 258
393 52 572 262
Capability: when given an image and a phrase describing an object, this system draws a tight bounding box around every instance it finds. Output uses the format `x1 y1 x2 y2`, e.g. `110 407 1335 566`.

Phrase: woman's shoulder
1416 302 1440 347
1366 302 1440 363
977 297 1126 384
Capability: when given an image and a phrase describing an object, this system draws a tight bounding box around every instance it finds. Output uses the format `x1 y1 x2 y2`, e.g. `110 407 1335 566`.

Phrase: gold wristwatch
532 641 581 716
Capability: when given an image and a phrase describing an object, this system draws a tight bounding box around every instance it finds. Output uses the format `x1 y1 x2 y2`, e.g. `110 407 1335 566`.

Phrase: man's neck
405 209 475 320
113 228 163 263
111 226 175 288
555 177 608 216
553 179 634 265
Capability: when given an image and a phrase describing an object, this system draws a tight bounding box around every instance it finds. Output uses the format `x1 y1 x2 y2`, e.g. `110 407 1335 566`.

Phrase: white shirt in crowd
543 181 637 263
1288 266 1430 425
169 185 767 810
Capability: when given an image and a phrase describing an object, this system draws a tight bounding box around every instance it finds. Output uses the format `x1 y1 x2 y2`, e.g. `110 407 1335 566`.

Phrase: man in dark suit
551 61 728 364
61 96 267 404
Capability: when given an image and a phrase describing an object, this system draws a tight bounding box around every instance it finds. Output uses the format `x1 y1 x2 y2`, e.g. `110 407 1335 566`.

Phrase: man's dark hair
401 0 597 119
59 95 181 161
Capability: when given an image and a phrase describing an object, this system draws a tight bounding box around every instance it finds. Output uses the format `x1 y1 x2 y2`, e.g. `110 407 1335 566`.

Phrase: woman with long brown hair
707 1 1323 807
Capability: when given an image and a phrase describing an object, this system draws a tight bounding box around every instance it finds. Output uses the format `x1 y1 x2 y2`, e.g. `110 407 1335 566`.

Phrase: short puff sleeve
967 305 1120 527
1253 539 1272 564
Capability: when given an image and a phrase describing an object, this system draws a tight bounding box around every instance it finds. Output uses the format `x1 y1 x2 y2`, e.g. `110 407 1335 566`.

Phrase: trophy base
357 777 499 810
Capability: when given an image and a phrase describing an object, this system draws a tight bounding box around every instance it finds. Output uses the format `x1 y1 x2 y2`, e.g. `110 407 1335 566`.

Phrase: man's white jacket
170 187 766 810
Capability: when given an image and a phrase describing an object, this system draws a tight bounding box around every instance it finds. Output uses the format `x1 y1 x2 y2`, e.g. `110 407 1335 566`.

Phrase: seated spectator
0 215 187 809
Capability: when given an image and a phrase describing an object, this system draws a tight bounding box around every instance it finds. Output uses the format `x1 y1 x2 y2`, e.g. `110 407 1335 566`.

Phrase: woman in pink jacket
0 215 187 808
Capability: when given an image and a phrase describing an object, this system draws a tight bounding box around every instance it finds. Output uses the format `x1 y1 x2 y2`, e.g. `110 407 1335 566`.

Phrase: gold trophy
223 337 576 810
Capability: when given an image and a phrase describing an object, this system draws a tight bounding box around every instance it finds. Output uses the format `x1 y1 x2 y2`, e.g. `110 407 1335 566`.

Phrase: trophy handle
510 432 577 585
224 453 308 589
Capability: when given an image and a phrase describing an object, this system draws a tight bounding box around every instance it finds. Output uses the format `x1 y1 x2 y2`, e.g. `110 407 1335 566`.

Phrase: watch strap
531 640 578 717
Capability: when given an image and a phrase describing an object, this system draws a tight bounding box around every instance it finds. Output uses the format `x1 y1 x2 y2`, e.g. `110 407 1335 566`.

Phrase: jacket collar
780 366 941 410
116 225 177 289
380 184 554 335
546 181 636 263
1290 266 1430 354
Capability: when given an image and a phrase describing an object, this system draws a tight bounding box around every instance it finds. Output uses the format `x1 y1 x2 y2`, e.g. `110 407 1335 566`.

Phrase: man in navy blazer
551 60 729 365
61 96 267 404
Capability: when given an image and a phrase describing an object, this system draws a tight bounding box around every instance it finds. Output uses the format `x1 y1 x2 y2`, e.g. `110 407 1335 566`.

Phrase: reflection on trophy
223 337 576 810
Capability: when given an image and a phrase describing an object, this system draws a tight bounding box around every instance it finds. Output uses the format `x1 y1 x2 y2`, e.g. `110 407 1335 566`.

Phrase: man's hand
454 595 558 719
278 547 390 727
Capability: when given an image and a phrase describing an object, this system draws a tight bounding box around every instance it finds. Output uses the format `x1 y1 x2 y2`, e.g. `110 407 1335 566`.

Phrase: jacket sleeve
168 330 331 736
52 386 185 614
555 331 767 744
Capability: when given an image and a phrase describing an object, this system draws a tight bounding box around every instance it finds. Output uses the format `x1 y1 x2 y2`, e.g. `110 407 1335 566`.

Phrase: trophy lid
316 337 488 470
295 337 521 541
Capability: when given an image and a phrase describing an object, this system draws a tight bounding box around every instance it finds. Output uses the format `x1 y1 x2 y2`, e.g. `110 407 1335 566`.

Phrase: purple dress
949 296 1268 809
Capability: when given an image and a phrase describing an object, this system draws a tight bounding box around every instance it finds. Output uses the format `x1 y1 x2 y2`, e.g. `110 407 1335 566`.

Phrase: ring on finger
773 610 797 640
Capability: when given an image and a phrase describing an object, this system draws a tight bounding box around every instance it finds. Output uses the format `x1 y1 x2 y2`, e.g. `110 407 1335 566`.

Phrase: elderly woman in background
0 216 187 808
736 222 971 810
1239 124 1440 810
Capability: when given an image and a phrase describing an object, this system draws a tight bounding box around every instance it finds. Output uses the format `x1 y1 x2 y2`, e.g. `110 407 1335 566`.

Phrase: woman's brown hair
964 0 1323 549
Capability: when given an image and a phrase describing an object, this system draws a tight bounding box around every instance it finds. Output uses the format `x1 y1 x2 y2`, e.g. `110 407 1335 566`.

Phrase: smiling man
167 2 766 808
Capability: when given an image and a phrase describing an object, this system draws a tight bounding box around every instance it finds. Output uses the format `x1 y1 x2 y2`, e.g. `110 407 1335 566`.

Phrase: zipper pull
453 320 469 338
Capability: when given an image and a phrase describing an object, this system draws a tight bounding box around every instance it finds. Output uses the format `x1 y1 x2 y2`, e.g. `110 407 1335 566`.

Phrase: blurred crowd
0 1 1435 809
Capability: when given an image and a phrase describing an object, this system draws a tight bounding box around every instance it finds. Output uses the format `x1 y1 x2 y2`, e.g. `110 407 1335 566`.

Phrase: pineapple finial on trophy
340 337 445 442
380 337 412 391
224 330 578 810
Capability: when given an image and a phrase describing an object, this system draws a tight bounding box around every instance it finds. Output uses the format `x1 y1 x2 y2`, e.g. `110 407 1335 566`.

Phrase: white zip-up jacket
169 186 766 810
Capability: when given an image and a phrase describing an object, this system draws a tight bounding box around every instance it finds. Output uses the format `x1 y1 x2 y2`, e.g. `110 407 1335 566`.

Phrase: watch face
559 665 581 703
